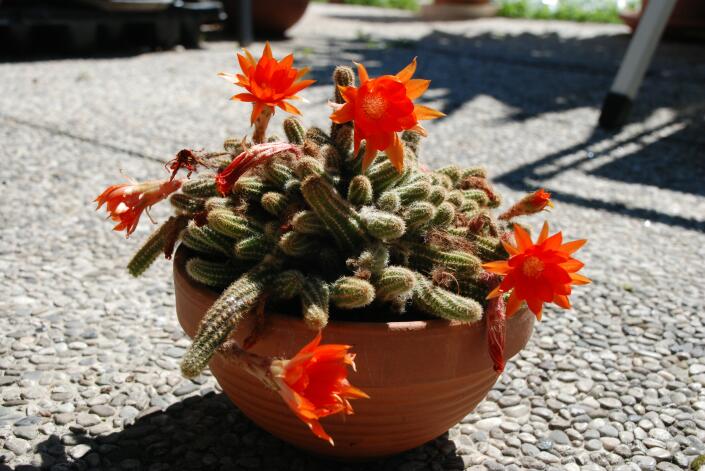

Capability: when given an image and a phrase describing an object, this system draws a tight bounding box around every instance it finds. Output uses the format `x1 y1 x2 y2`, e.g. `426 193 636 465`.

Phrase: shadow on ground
299 28 705 230
14 393 463 471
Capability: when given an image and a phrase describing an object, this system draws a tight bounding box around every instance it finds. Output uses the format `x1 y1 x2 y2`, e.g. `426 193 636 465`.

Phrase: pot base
173 246 534 459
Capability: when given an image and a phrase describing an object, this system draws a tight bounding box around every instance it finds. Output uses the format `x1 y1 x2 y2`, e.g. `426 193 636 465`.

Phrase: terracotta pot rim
175 247 492 334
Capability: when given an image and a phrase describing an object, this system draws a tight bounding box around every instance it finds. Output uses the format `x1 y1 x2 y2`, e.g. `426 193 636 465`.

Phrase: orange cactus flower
499 188 554 220
215 142 301 195
329 59 445 172
270 332 369 445
483 222 590 320
218 42 315 125
95 178 182 237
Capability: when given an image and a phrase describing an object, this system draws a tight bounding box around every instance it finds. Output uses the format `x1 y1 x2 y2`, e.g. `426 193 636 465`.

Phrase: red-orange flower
329 59 445 172
95 178 182 237
499 188 553 220
270 333 369 445
483 222 590 320
219 42 315 124
215 142 301 195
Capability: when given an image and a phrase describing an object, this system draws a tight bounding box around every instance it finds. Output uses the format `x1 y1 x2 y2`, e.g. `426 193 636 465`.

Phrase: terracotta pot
174 247 534 459
620 0 705 35
223 0 310 37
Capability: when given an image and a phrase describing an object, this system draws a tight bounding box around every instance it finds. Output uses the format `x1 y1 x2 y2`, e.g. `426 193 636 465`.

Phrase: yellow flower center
522 256 544 278
361 93 387 120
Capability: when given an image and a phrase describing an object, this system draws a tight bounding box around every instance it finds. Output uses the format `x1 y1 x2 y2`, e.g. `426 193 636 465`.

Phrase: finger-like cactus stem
301 277 329 330
361 208 406 241
436 165 461 186
128 216 184 277
432 202 456 227
347 175 374 206
401 130 421 158
291 210 326 235
182 177 218 198
283 117 306 145
321 145 343 175
295 156 325 179
261 192 290 217
278 231 318 257
170 193 206 215
403 201 436 231
180 262 276 378
376 266 416 302
263 161 295 189
428 186 448 206
350 244 390 277
207 209 262 240
331 277 375 309
186 258 240 288
182 222 234 256
305 127 331 146
377 191 401 213
411 274 483 322
232 177 271 200
235 235 272 261
463 189 490 207
301 175 369 251
406 242 482 280
366 158 408 194
271 270 305 300
224 138 245 154
393 177 432 205
461 166 487 179
446 190 464 208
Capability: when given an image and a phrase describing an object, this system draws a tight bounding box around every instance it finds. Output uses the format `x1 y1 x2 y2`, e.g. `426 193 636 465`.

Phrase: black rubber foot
599 92 633 130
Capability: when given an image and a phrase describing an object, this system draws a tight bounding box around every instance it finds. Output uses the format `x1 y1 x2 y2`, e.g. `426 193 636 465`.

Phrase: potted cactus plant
96 43 589 458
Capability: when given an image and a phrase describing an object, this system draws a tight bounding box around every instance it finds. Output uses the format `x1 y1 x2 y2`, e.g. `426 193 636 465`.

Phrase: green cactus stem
361 208 406 241
300 175 369 251
278 231 318 257
301 277 330 330
403 201 436 231
411 274 483 322
271 270 305 300
405 242 482 280
127 216 185 277
235 235 272 261
207 209 262 240
347 175 374 206
283 117 306 145
261 192 290 217
375 266 416 302
182 177 219 198
186 258 240 289
331 277 375 309
170 193 205 216
180 260 278 378
291 210 326 235
182 223 234 256
432 202 456 227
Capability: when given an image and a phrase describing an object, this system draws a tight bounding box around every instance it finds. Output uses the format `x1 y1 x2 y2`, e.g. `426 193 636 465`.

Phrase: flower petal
385 133 405 172
355 62 369 84
414 104 445 121
405 79 430 100
396 57 417 83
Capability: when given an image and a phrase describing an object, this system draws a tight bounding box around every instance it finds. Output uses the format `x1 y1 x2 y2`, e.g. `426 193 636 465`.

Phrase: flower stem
253 106 274 144
218 339 278 390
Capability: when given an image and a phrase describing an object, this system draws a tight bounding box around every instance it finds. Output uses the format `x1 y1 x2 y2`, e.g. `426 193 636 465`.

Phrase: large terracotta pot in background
223 0 310 37
174 247 534 459
621 0 705 37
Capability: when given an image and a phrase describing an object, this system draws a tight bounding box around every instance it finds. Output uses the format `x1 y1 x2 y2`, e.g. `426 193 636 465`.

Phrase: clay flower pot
620 0 705 36
223 0 310 37
174 247 535 459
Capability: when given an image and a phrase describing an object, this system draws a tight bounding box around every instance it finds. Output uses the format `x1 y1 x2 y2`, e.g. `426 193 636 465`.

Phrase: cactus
181 259 278 377
331 277 375 309
125 62 518 378
301 277 329 330
186 258 240 288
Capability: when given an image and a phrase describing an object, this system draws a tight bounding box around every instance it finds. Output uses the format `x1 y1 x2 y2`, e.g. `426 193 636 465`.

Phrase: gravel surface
1 4 705 470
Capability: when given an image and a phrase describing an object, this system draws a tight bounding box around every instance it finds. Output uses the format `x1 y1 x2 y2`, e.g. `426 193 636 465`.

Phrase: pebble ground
1 4 705 470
